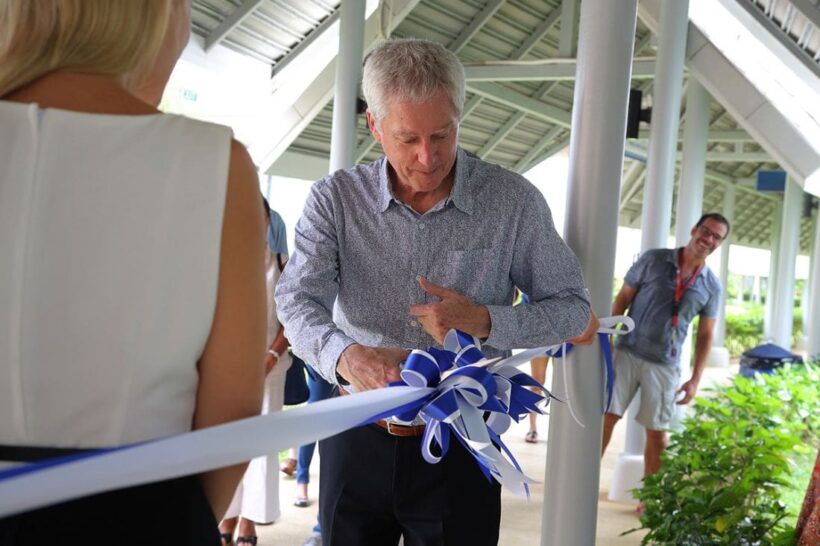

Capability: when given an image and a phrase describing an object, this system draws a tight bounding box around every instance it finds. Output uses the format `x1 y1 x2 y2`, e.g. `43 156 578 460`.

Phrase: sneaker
301 532 322 546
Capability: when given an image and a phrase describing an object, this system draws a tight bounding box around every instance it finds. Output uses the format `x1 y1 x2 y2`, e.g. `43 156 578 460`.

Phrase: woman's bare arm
194 139 267 518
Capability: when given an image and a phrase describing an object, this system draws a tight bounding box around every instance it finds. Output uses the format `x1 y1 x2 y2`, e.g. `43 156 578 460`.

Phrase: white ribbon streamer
0 386 431 518
0 315 635 518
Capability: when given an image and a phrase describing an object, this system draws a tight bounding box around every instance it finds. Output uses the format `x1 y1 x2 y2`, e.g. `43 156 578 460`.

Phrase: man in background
602 213 730 489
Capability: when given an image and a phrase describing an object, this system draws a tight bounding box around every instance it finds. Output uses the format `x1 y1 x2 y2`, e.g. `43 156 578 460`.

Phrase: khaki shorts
608 349 680 431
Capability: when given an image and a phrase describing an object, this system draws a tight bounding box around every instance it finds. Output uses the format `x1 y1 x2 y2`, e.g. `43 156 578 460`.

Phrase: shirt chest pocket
430 248 496 299
681 286 711 314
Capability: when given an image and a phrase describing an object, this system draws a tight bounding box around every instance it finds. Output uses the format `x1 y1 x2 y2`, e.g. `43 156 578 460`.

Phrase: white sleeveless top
0 102 233 452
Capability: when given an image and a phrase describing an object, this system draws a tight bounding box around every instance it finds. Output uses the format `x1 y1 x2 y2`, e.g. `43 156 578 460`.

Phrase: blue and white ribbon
0 387 433 518
378 329 557 496
0 316 633 517
542 315 635 426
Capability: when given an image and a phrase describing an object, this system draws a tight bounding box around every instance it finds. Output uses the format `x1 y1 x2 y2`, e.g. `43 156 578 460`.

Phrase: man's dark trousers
319 422 501 545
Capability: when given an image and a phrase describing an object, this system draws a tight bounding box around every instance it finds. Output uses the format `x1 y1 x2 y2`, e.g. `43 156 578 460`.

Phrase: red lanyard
672 249 703 328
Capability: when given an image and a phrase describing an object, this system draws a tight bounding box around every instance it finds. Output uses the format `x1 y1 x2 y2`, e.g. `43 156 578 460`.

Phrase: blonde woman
0 1 266 544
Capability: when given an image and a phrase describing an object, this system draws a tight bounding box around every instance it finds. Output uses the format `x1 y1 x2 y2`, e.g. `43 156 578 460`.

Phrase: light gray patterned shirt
275 148 591 385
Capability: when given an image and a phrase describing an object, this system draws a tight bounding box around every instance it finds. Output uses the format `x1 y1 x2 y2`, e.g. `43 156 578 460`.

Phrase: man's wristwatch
268 349 280 359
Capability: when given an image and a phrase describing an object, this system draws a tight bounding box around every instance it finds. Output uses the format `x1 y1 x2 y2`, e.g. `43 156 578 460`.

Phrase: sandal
294 496 310 508
525 430 538 443
236 537 258 545
220 532 233 545
279 457 297 477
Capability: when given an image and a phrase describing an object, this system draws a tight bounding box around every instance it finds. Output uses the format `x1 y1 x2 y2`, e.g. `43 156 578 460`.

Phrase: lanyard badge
671 249 703 357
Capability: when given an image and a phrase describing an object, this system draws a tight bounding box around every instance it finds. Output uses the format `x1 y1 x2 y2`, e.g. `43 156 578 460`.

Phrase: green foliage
633 363 820 545
723 304 803 357
723 304 765 357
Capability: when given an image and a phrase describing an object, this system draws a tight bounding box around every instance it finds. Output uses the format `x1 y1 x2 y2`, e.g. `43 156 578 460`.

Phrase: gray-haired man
276 38 595 545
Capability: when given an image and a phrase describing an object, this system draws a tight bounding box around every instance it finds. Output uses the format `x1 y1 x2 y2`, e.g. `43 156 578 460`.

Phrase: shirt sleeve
274 181 357 385
483 186 591 349
700 279 722 318
623 251 649 288
267 209 289 255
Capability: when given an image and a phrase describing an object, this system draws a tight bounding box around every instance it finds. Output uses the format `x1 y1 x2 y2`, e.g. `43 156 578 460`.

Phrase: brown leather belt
338 386 425 437
373 419 426 437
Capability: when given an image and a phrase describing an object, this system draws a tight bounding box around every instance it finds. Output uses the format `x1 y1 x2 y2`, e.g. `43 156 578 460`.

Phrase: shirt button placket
410 219 426 338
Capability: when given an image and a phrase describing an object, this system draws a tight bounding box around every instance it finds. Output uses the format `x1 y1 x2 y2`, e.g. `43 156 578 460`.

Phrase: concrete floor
256 364 735 545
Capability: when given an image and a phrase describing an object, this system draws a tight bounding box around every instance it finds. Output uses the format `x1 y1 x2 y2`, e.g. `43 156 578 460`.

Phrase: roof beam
518 134 571 173
640 0 820 195
791 0 820 29
511 9 562 59
559 0 579 57
205 0 265 52
635 129 753 142
512 127 565 172
619 162 647 210
471 8 564 162
261 0 421 173
271 9 341 77
703 151 773 162
477 112 526 158
463 57 656 81
449 0 506 53
466 82 572 127
625 138 772 162
735 0 820 77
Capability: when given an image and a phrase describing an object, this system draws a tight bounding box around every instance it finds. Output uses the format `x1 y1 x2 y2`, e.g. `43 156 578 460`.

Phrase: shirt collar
669 247 708 278
450 149 474 215
377 148 474 215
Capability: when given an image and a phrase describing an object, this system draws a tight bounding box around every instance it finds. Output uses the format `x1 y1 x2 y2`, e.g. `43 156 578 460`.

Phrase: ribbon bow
366 330 558 496
369 315 635 495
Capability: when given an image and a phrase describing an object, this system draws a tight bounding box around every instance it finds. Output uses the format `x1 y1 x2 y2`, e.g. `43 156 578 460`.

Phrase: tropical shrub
723 304 803 357
633 363 819 545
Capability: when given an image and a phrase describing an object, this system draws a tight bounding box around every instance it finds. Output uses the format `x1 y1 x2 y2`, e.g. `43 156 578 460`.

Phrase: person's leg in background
294 366 335 507
297 365 336 546
525 356 549 443
601 412 622 455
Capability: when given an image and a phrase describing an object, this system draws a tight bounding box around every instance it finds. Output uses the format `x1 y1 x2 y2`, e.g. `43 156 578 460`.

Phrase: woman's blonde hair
0 0 172 97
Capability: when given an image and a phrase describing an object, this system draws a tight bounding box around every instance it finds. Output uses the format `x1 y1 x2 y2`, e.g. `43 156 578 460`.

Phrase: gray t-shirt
616 248 721 366
274 148 591 385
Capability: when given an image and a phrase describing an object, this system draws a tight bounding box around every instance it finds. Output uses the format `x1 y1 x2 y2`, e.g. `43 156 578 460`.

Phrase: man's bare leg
601 413 621 456
644 429 668 477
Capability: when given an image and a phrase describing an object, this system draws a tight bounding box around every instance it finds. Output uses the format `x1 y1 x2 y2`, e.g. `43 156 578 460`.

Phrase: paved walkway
256 364 735 545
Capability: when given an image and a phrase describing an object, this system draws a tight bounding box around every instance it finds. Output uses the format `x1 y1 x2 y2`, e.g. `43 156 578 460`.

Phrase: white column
672 77 710 416
541 0 638 544
764 201 782 339
713 184 735 350
639 0 690 251
802 223 816 349
808 213 820 358
611 0 690 504
770 178 803 349
329 0 366 172
752 275 761 304
674 79 709 244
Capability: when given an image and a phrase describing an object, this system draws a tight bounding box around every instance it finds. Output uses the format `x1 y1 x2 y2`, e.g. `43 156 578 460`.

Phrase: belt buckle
386 421 402 435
